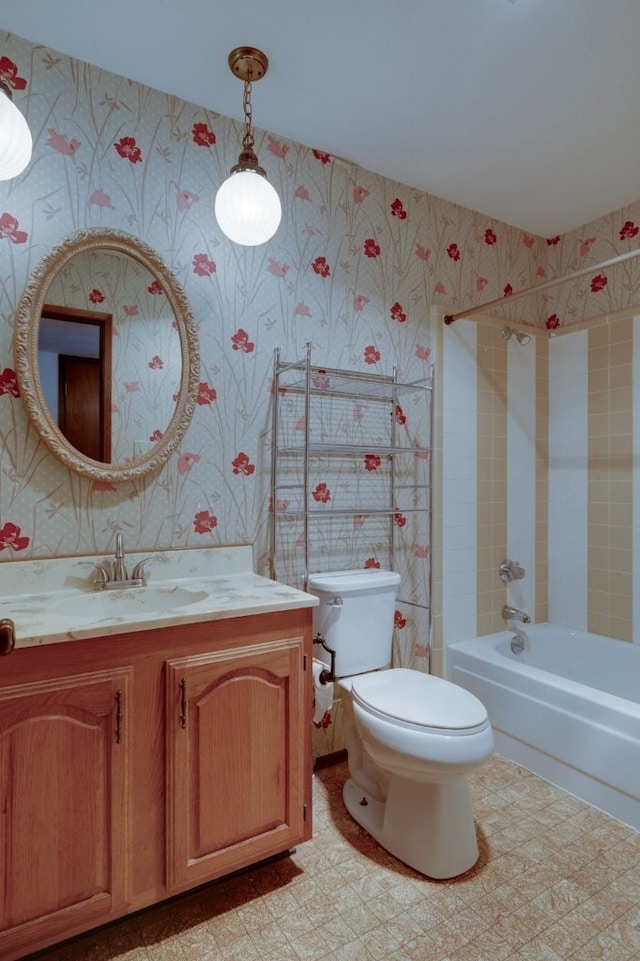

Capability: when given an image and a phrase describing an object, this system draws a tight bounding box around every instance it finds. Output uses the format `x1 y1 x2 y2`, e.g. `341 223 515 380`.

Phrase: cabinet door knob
0 618 15 655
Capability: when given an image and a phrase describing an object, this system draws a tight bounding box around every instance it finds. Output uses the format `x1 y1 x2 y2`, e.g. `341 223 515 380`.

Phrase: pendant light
0 78 32 180
215 47 281 246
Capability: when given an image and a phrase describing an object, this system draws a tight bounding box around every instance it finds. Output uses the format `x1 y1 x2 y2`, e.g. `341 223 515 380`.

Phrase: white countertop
0 546 318 649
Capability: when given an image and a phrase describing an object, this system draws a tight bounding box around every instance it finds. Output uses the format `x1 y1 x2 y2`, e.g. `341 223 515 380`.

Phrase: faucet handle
131 557 153 581
80 561 111 588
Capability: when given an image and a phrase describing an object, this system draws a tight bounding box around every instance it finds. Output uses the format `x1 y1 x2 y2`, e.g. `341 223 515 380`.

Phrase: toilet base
343 773 479 880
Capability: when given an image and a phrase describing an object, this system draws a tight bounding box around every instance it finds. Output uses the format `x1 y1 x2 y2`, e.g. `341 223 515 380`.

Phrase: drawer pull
115 689 123 743
179 677 187 728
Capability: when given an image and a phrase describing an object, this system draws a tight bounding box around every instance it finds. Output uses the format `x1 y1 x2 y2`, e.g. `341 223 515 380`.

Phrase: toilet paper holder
313 633 336 684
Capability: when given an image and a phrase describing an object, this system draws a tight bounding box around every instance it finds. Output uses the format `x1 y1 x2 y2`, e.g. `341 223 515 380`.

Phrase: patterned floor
30 756 640 961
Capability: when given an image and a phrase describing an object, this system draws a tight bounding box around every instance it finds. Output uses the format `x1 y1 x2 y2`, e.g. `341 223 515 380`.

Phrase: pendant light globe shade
215 168 282 246
0 84 32 180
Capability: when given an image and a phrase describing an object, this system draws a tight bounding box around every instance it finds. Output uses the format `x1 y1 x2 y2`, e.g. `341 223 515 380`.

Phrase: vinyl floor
29 755 640 960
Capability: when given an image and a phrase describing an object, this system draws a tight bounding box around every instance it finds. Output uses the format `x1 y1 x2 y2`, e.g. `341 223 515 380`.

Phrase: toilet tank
308 569 401 677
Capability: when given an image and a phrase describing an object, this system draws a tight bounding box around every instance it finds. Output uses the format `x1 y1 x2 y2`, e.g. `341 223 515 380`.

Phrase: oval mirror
14 228 200 482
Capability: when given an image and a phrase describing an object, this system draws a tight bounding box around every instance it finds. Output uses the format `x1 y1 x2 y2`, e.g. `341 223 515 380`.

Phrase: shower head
501 326 531 346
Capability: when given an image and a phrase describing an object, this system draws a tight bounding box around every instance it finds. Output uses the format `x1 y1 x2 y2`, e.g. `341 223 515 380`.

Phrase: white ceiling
4 0 640 237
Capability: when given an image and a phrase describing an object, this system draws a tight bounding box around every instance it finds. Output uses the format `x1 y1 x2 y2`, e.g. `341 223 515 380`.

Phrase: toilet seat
351 668 489 736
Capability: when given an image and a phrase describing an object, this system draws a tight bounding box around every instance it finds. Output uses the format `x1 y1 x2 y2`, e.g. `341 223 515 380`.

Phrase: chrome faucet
501 605 531 624
83 535 152 590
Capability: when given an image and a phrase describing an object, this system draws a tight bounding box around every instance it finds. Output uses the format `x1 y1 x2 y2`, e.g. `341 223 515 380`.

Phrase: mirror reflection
14 229 200 483
39 306 111 462
37 249 181 465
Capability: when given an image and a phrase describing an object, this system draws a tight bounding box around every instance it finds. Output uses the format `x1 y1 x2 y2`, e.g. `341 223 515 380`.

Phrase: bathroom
2 8 640 961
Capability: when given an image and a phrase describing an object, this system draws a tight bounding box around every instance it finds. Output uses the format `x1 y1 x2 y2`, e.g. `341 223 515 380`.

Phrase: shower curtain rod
443 246 640 325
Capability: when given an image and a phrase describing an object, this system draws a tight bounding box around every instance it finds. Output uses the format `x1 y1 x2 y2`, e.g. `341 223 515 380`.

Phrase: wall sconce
215 47 281 247
0 78 32 180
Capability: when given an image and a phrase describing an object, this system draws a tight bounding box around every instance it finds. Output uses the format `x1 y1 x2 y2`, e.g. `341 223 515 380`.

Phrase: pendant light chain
241 80 255 153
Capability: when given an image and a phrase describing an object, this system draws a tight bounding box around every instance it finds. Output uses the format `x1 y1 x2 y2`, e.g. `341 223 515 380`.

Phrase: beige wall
476 325 508 635
587 317 634 640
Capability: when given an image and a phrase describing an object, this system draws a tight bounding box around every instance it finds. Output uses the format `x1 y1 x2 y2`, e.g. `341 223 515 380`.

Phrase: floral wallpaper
542 208 640 329
4 28 638 677
479 205 640 332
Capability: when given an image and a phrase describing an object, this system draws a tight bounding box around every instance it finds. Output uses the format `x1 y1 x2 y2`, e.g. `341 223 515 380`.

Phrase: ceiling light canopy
0 78 32 180
214 47 281 247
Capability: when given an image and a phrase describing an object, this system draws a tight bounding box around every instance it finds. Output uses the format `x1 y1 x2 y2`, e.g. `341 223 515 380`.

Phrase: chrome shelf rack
270 343 433 641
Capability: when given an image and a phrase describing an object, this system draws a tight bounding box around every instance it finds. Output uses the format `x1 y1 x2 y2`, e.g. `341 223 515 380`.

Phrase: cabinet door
0 668 132 959
166 636 306 889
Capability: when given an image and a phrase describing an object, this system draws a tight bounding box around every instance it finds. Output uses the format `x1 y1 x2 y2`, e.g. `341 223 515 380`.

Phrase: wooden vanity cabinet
166 634 307 890
0 608 312 961
0 668 133 960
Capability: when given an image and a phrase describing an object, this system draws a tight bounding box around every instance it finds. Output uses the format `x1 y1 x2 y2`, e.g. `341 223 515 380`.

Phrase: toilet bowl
309 569 494 879
346 668 494 878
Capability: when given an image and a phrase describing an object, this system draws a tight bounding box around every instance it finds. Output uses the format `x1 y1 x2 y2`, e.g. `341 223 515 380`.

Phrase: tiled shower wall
438 316 538 668
548 317 635 641
476 323 508 636
439 312 639 671
587 319 633 639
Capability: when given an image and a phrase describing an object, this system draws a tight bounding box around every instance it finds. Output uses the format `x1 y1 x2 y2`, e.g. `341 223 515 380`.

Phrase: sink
50 585 210 619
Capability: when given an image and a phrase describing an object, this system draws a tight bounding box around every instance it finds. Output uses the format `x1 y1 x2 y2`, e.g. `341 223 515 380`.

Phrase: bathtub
447 623 640 830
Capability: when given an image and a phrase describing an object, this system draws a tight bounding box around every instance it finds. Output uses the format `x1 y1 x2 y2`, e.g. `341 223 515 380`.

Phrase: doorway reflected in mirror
39 305 112 462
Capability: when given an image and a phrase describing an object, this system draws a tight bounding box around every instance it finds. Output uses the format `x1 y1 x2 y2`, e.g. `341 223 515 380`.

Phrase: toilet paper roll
312 657 334 725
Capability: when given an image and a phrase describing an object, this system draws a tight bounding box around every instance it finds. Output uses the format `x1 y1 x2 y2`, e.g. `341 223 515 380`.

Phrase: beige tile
515 941 564 960
611 408 632 434
538 913 597 953
589 324 609 350
609 340 633 368
610 384 633 412
588 409 610 437
589 367 610 393
570 929 638 960
29 758 640 961
588 390 611 416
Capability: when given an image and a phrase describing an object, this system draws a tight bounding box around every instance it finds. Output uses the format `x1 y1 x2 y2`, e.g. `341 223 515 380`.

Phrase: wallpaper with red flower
2 29 639 673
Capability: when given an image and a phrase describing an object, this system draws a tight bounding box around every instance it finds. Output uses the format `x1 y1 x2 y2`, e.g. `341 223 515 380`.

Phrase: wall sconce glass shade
215 167 281 246
0 80 32 180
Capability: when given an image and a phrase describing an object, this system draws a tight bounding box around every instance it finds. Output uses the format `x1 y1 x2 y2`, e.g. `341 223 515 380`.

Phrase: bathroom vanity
0 546 317 961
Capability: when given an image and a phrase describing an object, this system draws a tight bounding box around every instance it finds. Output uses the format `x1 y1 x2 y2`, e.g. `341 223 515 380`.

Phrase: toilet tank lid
308 569 401 592
351 668 489 731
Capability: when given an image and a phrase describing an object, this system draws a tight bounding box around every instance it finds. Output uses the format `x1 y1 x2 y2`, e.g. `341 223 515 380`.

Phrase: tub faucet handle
499 559 525 583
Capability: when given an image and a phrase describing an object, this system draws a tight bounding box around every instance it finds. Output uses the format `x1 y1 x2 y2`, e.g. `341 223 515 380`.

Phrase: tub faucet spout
501 605 531 624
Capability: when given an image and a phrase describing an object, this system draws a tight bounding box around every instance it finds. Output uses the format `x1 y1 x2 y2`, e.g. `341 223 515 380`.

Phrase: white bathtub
447 623 640 830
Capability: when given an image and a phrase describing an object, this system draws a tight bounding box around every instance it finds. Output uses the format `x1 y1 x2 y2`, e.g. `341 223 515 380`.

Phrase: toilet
309 568 494 879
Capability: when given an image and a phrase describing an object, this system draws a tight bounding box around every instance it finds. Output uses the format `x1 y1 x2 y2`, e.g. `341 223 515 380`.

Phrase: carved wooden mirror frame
14 228 200 482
